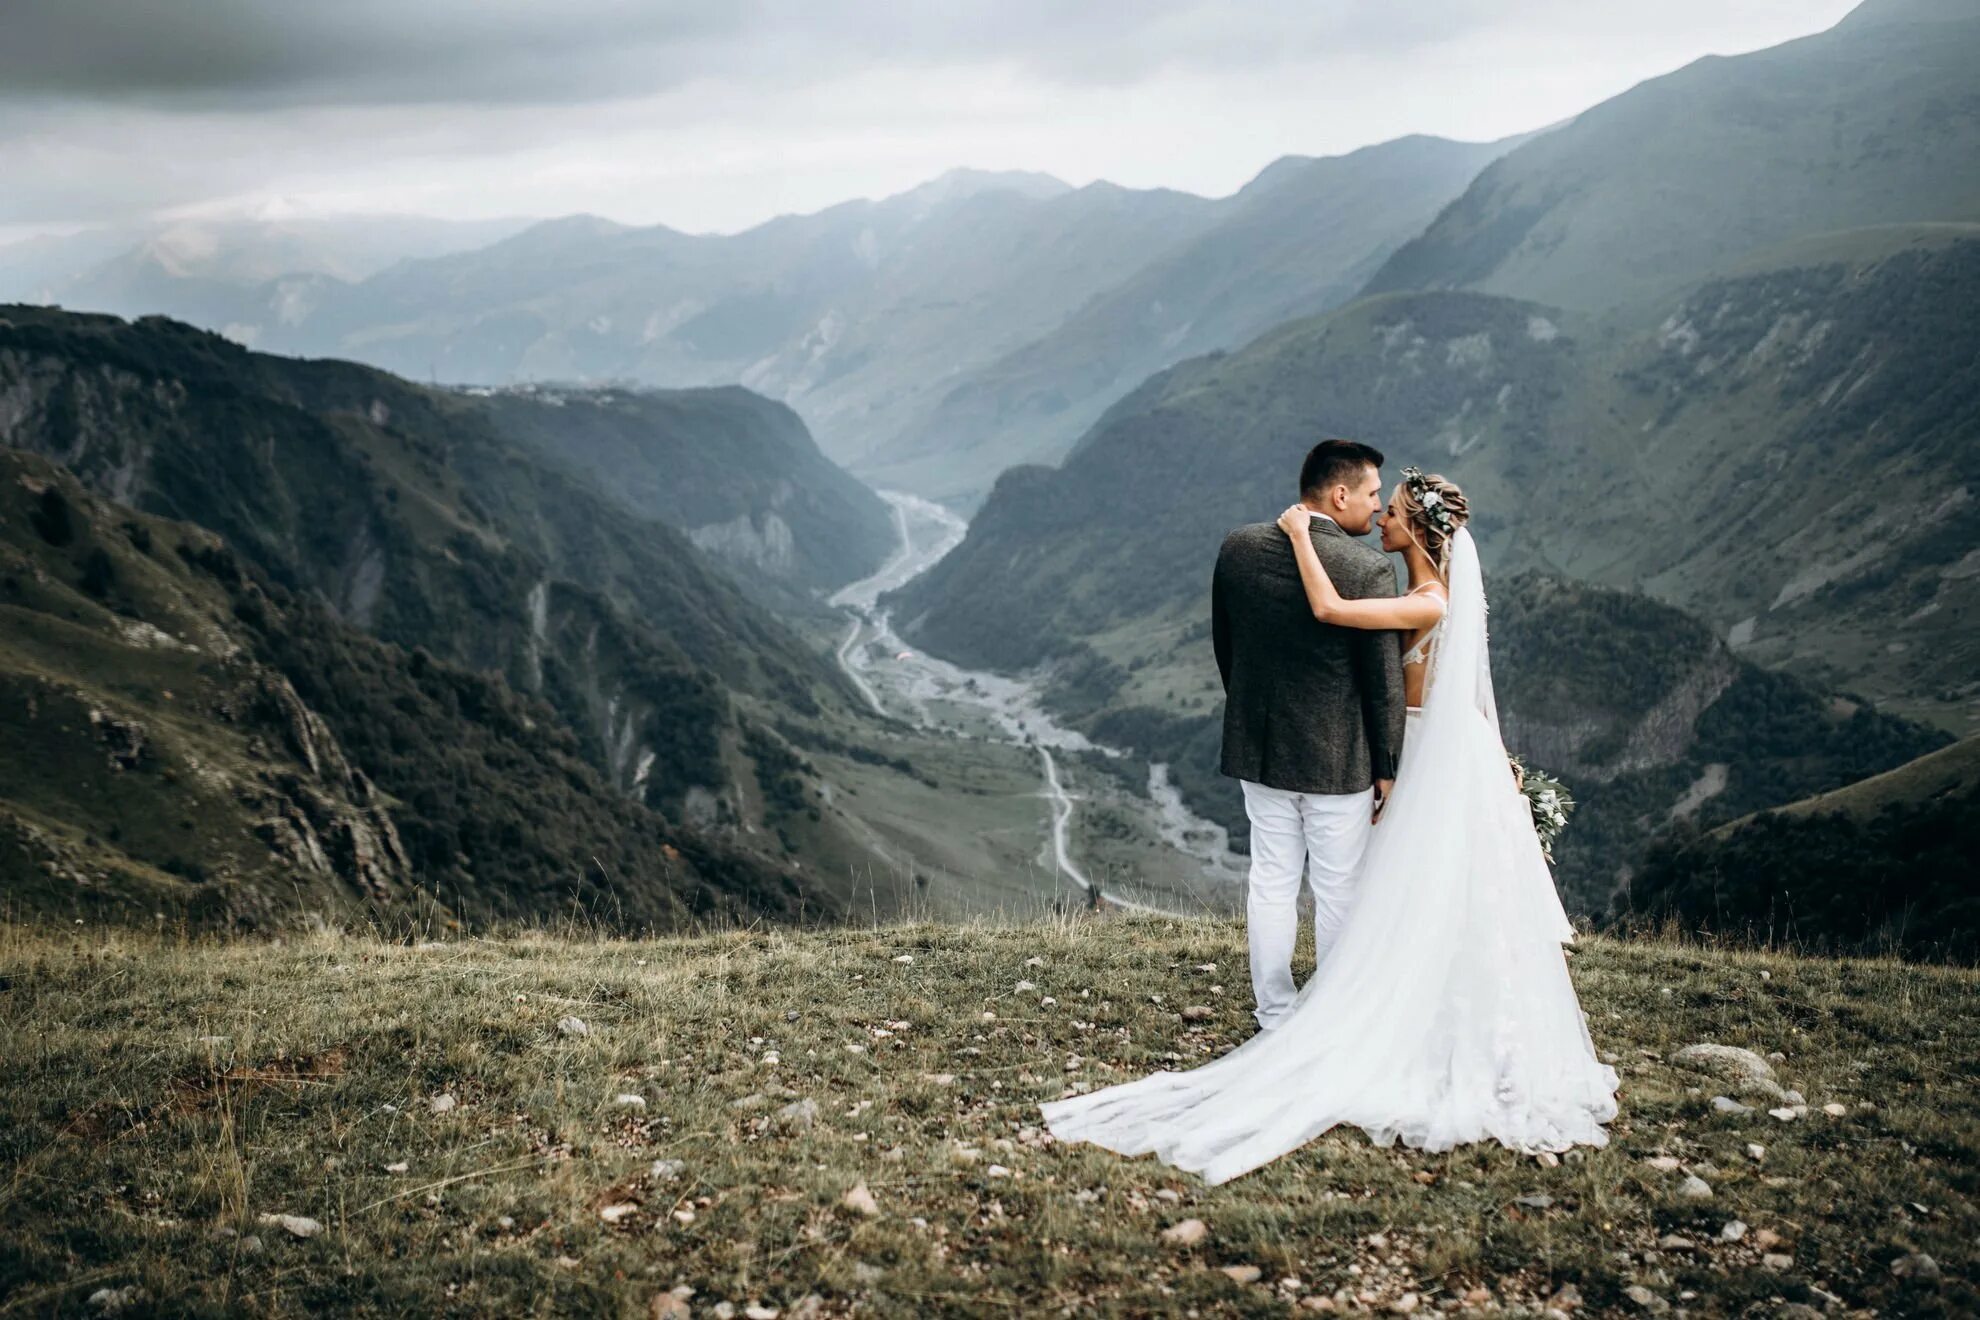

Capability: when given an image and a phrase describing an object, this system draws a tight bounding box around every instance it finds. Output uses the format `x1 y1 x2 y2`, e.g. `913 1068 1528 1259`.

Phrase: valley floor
1 916 1973 1317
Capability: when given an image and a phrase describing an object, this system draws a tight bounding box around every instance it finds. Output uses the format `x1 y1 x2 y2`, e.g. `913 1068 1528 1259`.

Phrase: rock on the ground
842 1182 880 1216
1679 1175 1713 1200
1161 1218 1208 1247
256 1212 323 1239
1891 1252 1941 1280
87 1285 145 1313
428 1093 456 1114
1623 1284 1668 1312
556 1016 589 1038
650 1158 686 1181
1222 1265 1263 1284
1671 1043 1789 1100
1711 1096 1753 1115
772 1098 820 1132
1672 1043 1776 1082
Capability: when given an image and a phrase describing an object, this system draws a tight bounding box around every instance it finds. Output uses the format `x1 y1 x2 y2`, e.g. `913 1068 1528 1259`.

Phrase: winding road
829 490 1240 915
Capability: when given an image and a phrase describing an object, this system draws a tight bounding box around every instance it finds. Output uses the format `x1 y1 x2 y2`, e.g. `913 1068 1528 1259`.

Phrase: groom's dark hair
1300 438 1385 500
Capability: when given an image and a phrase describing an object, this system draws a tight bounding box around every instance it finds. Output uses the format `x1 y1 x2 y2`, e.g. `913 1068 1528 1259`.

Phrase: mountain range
3 0 1974 953
4 141 1523 508
885 0 1979 922
0 306 909 929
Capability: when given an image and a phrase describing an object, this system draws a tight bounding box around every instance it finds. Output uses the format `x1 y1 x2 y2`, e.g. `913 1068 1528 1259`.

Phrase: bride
1039 467 1618 1184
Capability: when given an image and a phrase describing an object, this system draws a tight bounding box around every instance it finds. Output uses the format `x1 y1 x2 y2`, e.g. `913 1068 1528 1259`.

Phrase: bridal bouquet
1507 755 1575 863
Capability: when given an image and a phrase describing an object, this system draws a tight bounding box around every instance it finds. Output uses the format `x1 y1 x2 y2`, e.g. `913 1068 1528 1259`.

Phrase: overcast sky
0 0 1862 243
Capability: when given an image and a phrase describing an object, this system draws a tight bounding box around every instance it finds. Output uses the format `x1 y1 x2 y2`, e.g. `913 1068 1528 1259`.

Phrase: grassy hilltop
2 915 1974 1318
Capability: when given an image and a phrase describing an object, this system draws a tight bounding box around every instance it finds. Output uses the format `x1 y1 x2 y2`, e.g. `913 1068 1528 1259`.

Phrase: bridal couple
1040 439 1619 1185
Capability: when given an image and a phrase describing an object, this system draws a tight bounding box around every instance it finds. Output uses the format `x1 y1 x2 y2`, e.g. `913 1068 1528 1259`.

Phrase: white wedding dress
1040 528 1618 1184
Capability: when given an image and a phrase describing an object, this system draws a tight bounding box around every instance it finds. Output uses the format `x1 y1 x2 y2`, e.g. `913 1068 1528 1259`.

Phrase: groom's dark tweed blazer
1211 514 1407 794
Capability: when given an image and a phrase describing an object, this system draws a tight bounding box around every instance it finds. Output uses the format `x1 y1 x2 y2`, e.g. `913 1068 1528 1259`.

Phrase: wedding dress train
1039 529 1618 1184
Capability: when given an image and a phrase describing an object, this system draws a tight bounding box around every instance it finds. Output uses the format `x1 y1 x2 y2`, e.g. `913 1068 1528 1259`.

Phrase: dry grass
1 912 1974 1317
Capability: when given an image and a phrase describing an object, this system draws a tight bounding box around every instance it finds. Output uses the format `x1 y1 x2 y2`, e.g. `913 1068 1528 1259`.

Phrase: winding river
829 491 1243 915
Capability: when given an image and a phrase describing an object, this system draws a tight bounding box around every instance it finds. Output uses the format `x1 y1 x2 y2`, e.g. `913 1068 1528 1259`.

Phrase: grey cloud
0 1 1516 109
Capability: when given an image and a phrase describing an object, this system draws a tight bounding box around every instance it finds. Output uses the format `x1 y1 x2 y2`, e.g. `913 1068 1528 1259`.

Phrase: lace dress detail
1400 582 1448 676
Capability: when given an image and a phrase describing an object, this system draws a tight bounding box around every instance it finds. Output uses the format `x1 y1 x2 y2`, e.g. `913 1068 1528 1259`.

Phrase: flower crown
1401 465 1458 540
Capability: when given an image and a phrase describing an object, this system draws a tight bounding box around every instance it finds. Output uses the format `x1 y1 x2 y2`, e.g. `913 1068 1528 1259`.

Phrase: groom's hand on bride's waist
1372 778 1394 822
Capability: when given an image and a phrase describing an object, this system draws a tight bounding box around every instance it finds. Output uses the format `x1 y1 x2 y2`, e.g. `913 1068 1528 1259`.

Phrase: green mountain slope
895 221 1980 727
0 449 809 931
0 306 856 828
854 134 1517 504
49 171 1226 486
1625 737 1980 960
884 280 1957 914
474 383 891 598
1361 0 1980 312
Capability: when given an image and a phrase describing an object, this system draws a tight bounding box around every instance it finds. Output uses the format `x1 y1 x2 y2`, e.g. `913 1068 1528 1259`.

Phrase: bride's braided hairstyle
1396 466 1469 573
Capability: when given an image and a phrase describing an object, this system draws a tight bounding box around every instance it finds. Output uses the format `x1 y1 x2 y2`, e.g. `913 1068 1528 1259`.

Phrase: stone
1222 1265 1263 1284
730 1093 768 1112
1891 1252 1941 1280
745 1306 780 1320
1671 1043 1777 1083
1746 1143 1766 1162
87 1286 146 1313
1822 1102 1847 1117
1623 1284 1668 1312
1768 1107 1800 1122
1711 1096 1753 1115
1025 957 1044 967
384 1161 408 1174
256 1212 322 1239
1679 1175 1713 1200
615 1093 646 1109
1550 1283 1583 1309
428 1093 456 1114
1658 1235 1696 1251
650 1158 686 1181
1515 1194 1555 1209
600 1203 638 1224
1645 1156 1682 1172
556 1016 589 1038
772 1098 820 1132
1719 1220 1748 1242
650 1296 691 1320
1752 1228 1784 1251
1016 980 1037 992
1161 1218 1208 1247
1182 1005 1214 1021
841 1182 880 1216
1391 1294 1420 1313
1762 1252 1794 1271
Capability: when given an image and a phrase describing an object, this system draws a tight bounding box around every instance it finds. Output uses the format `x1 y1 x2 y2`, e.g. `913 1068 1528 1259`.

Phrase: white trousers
1240 778 1373 1030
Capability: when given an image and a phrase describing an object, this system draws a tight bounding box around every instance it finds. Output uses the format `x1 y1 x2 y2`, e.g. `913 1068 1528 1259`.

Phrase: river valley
826 491 1245 917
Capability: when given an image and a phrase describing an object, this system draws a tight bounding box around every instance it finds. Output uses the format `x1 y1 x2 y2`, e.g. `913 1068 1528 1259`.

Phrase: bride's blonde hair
1393 467 1469 573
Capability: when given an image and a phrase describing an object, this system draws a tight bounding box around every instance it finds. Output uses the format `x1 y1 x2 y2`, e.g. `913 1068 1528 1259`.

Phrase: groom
1210 438 1407 1031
